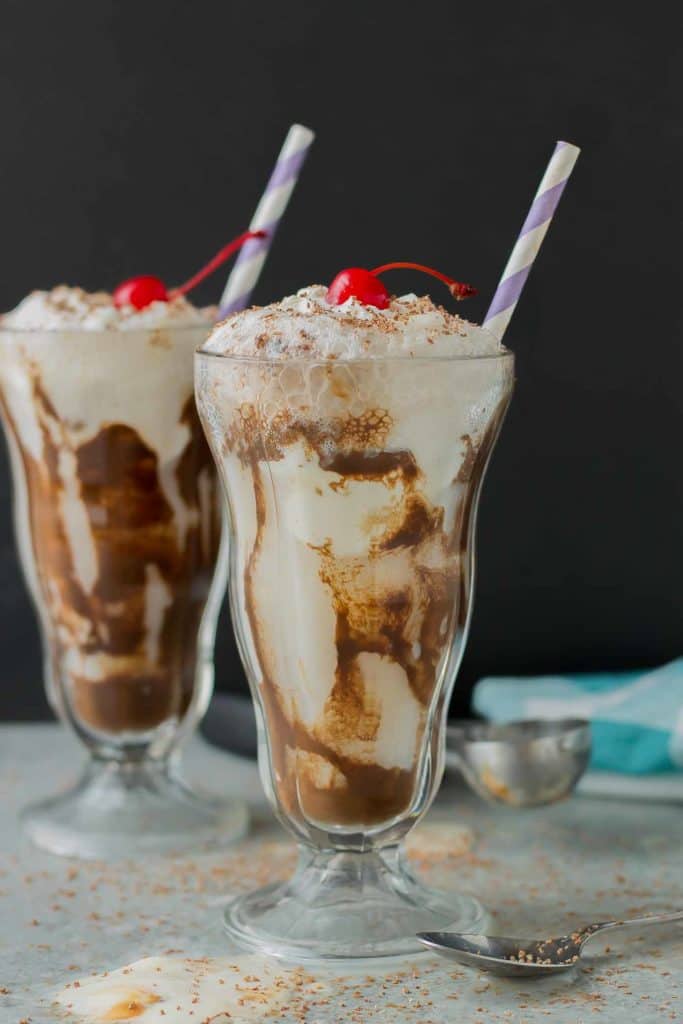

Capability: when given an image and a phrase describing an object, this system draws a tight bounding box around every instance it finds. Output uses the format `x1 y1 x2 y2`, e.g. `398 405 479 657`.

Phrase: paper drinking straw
483 140 580 340
218 123 315 318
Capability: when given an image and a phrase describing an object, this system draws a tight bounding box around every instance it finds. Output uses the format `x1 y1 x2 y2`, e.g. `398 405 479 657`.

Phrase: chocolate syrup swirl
0 372 220 738
228 396 508 830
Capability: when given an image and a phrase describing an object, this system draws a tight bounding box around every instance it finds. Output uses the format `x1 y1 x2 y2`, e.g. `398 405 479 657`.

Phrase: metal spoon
417 909 683 977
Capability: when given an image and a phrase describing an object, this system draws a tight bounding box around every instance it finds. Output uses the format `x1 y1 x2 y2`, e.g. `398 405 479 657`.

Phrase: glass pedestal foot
21 756 248 860
224 844 486 962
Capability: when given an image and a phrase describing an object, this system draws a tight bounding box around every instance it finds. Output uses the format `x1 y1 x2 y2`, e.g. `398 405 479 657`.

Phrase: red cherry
113 275 168 310
326 262 477 308
112 230 266 311
326 268 390 309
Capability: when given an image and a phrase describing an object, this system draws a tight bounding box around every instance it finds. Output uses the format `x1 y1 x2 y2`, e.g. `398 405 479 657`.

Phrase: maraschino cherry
113 275 168 310
113 230 266 310
327 262 477 309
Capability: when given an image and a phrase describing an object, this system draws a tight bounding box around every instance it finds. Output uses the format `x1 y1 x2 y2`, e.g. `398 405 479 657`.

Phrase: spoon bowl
417 929 586 977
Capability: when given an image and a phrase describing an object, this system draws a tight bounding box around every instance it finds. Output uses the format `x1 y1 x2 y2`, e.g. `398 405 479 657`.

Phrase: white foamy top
1 285 212 331
203 285 504 359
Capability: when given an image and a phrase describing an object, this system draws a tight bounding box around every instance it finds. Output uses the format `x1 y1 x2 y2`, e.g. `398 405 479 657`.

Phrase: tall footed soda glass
0 320 247 858
196 338 514 959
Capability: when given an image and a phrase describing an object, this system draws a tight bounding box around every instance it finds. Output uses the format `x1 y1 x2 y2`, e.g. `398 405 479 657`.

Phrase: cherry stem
370 261 477 300
168 230 267 299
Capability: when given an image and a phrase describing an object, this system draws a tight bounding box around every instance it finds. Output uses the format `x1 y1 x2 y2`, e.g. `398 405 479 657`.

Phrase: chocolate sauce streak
0 373 220 737
229 397 508 830
319 448 419 483
247 463 405 824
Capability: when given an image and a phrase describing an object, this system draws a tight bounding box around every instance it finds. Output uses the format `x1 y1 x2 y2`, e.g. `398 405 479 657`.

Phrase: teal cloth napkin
473 658 683 775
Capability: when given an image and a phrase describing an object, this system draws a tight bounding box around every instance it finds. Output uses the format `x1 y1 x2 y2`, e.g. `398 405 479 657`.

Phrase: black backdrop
0 1 680 721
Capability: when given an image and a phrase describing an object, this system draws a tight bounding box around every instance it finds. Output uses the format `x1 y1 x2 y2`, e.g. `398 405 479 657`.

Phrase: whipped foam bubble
203 285 504 359
2 285 212 330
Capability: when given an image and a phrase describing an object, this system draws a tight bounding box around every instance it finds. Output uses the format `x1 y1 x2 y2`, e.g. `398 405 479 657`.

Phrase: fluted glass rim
0 322 213 338
195 346 514 366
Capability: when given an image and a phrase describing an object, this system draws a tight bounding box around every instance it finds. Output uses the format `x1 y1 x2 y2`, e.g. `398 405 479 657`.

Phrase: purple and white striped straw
218 124 315 319
483 140 580 340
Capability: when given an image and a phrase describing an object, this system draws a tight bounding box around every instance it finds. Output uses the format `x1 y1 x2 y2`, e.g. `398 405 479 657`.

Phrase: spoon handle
580 909 683 945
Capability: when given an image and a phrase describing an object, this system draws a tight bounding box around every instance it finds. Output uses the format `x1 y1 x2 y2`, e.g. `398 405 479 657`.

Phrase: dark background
0 1 680 721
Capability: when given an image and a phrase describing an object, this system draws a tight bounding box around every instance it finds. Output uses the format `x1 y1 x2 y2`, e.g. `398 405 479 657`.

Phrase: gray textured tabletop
1 722 681 1023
